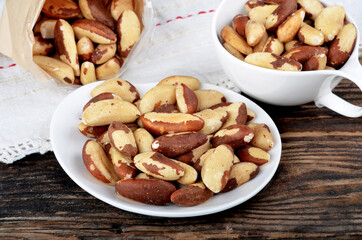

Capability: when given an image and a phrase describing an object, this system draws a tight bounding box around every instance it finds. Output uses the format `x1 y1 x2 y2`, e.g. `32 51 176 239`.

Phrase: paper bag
0 0 155 83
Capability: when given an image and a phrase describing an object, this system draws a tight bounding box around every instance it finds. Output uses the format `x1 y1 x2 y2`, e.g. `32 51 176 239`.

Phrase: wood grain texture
1 79 361 239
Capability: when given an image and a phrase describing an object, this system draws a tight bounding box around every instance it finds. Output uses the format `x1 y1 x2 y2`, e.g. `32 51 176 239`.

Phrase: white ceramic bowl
212 0 362 117
50 81 281 218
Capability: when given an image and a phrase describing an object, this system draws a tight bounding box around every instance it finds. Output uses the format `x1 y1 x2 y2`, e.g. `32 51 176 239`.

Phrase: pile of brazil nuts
79 76 275 207
221 0 357 71
32 0 143 85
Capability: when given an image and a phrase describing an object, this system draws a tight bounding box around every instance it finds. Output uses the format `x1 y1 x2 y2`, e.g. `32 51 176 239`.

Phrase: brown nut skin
212 124 254 149
176 83 198 114
39 19 57 39
221 25 253 56
140 112 204 136
138 85 176 114
194 108 228 135
236 145 270 166
195 89 227 112
78 122 108 138
201 144 234 193
124 123 139 132
108 121 138 157
221 162 259 193
297 23 324 46
253 32 269 53
101 0 113 6
91 78 140 103
303 53 327 71
176 136 212 165
245 0 265 14
157 75 200 91
133 128 154 153
115 179 176 205
194 148 239 172
245 20 266 47
283 46 328 63
33 35 54 56
248 4 278 26
245 52 302 71
134 152 185 181
91 43 117 65
247 108 256 122
151 132 208 157
33 55 75 85
327 23 357 68
117 10 141 58
79 0 116 29
82 98 140 126
82 140 119 185
248 123 275 151
54 19 80 76
221 102 247 129
111 0 134 21
284 39 304 52
193 148 214 172
97 130 110 147
262 35 284 56
314 5 345 42
135 172 157 180
232 14 249 38
83 92 121 111
95 57 122 80
171 181 214 207
42 0 81 19
80 61 97 85
176 161 198 185
104 144 137 180
77 37 94 62
265 0 298 31
154 104 179 113
276 8 305 43
297 0 324 21
72 19 117 44
223 42 245 61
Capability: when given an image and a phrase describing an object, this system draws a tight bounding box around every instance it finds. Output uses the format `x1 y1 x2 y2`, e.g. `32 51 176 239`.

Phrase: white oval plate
50 81 281 218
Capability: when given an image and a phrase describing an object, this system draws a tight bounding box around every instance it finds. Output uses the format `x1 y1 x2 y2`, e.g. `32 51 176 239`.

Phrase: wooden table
1 79 361 239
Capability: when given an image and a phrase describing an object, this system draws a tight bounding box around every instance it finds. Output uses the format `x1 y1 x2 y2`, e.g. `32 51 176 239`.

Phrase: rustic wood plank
0 79 361 239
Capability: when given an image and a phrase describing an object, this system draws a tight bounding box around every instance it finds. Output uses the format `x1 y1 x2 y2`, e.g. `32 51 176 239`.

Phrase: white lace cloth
0 0 361 164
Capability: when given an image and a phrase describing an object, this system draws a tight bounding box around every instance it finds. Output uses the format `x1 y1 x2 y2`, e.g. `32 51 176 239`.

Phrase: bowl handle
314 59 362 118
